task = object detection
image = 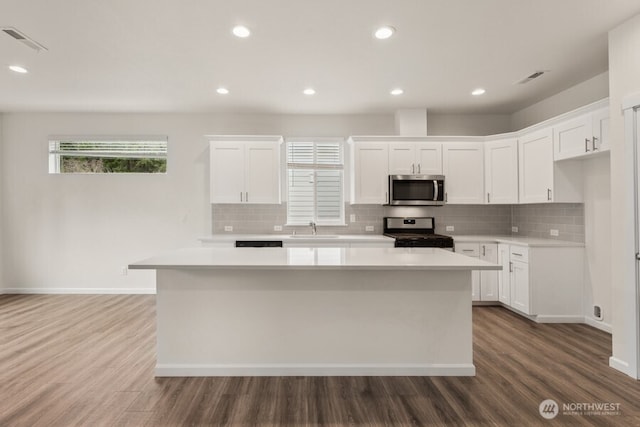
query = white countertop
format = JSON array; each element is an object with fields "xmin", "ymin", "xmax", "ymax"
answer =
[
  {"xmin": 199, "ymin": 234, "xmax": 395, "ymax": 244},
  {"xmin": 452, "ymin": 235, "xmax": 585, "ymax": 247},
  {"xmin": 129, "ymin": 247, "xmax": 501, "ymax": 271}
]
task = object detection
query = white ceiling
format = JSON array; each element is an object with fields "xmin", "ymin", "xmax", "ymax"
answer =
[{"xmin": 2, "ymin": 0, "xmax": 640, "ymax": 115}]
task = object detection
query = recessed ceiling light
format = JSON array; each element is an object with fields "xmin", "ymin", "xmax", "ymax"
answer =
[
  {"xmin": 9, "ymin": 65, "xmax": 28, "ymax": 74},
  {"xmin": 471, "ymin": 88, "xmax": 486, "ymax": 96},
  {"xmin": 390, "ymin": 88, "xmax": 403, "ymax": 96},
  {"xmin": 216, "ymin": 87, "xmax": 229, "ymax": 95},
  {"xmin": 374, "ymin": 26, "xmax": 395, "ymax": 40},
  {"xmin": 232, "ymin": 25, "xmax": 251, "ymax": 38},
  {"xmin": 303, "ymin": 88, "xmax": 316, "ymax": 95}
]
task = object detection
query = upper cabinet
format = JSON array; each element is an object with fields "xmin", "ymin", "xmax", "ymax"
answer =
[
  {"xmin": 518, "ymin": 128, "xmax": 582, "ymax": 203},
  {"xmin": 484, "ymin": 138, "xmax": 518, "ymax": 204},
  {"xmin": 209, "ymin": 136, "xmax": 282, "ymax": 204},
  {"xmin": 350, "ymin": 140, "xmax": 389, "ymax": 204},
  {"xmin": 442, "ymin": 142, "xmax": 484, "ymax": 204},
  {"xmin": 553, "ymin": 107, "xmax": 610, "ymax": 161},
  {"xmin": 388, "ymin": 142, "xmax": 442, "ymax": 175}
]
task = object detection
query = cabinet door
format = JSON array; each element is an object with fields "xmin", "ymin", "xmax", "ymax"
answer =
[
  {"xmin": 415, "ymin": 142, "xmax": 443, "ymax": 175},
  {"xmin": 456, "ymin": 243, "xmax": 480, "ymax": 301},
  {"xmin": 388, "ymin": 144, "xmax": 416, "ymax": 174},
  {"xmin": 485, "ymin": 139, "xmax": 518, "ymax": 204},
  {"xmin": 511, "ymin": 260, "xmax": 530, "ymax": 314},
  {"xmin": 479, "ymin": 243, "xmax": 498, "ymax": 301},
  {"xmin": 210, "ymin": 142, "xmax": 245, "ymax": 203},
  {"xmin": 442, "ymin": 143, "xmax": 484, "ymax": 204},
  {"xmin": 592, "ymin": 108, "xmax": 610, "ymax": 152},
  {"xmin": 351, "ymin": 143, "xmax": 389, "ymax": 204},
  {"xmin": 245, "ymin": 143, "xmax": 281, "ymax": 204},
  {"xmin": 497, "ymin": 244, "xmax": 511, "ymax": 305},
  {"xmin": 471, "ymin": 271, "xmax": 481, "ymax": 302},
  {"xmin": 553, "ymin": 115, "xmax": 591, "ymax": 160},
  {"xmin": 518, "ymin": 128, "xmax": 554, "ymax": 203}
]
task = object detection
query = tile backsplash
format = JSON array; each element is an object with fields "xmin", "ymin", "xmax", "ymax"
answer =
[{"xmin": 212, "ymin": 202, "xmax": 584, "ymax": 242}]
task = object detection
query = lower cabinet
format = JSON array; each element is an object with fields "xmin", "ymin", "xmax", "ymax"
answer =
[
  {"xmin": 497, "ymin": 244, "xmax": 583, "ymax": 320},
  {"xmin": 456, "ymin": 242, "xmax": 498, "ymax": 302}
]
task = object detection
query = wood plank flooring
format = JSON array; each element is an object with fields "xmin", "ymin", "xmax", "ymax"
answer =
[{"xmin": 0, "ymin": 294, "xmax": 639, "ymax": 426}]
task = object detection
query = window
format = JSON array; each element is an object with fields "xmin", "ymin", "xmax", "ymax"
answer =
[
  {"xmin": 48, "ymin": 136, "xmax": 167, "ymax": 174},
  {"xmin": 287, "ymin": 138, "xmax": 344, "ymax": 226}
]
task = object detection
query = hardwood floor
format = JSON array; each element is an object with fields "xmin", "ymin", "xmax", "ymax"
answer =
[{"xmin": 0, "ymin": 294, "xmax": 639, "ymax": 426}]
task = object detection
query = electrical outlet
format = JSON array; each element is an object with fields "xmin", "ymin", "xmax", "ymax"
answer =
[
  {"xmin": 224, "ymin": 225, "xmax": 233, "ymax": 232},
  {"xmin": 274, "ymin": 225, "xmax": 283, "ymax": 232},
  {"xmin": 446, "ymin": 225, "xmax": 454, "ymax": 232},
  {"xmin": 512, "ymin": 226, "xmax": 518, "ymax": 233},
  {"xmin": 550, "ymin": 229, "xmax": 559, "ymax": 237},
  {"xmin": 120, "ymin": 266, "xmax": 128, "ymax": 276},
  {"xmin": 350, "ymin": 214, "xmax": 356, "ymax": 223},
  {"xmin": 365, "ymin": 225, "xmax": 374, "ymax": 232}
]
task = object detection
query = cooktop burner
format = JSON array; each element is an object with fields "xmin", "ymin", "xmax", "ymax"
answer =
[{"xmin": 383, "ymin": 217, "xmax": 454, "ymax": 249}]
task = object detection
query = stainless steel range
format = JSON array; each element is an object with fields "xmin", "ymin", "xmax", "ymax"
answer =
[{"xmin": 383, "ymin": 217, "xmax": 454, "ymax": 250}]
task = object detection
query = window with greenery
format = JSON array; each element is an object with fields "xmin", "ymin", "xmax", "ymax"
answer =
[
  {"xmin": 286, "ymin": 138, "xmax": 344, "ymax": 226},
  {"xmin": 48, "ymin": 137, "xmax": 167, "ymax": 174}
]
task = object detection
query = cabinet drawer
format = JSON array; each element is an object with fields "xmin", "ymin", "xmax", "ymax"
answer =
[
  {"xmin": 509, "ymin": 246, "xmax": 529, "ymax": 263},
  {"xmin": 456, "ymin": 243, "xmax": 480, "ymax": 257}
]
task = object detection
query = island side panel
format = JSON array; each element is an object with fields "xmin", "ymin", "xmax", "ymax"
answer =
[{"xmin": 155, "ymin": 268, "xmax": 474, "ymax": 376}]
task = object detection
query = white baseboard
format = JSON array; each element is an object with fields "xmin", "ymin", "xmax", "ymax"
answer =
[
  {"xmin": 584, "ymin": 317, "xmax": 612, "ymax": 333},
  {"xmin": 155, "ymin": 363, "xmax": 476, "ymax": 377},
  {"xmin": 0, "ymin": 287, "xmax": 156, "ymax": 295},
  {"xmin": 609, "ymin": 357, "xmax": 632, "ymax": 377},
  {"xmin": 534, "ymin": 315, "xmax": 584, "ymax": 323}
]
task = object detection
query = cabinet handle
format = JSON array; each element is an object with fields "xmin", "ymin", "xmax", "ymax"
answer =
[
  {"xmin": 547, "ymin": 188, "xmax": 552, "ymax": 201},
  {"xmin": 509, "ymin": 261, "xmax": 513, "ymax": 273},
  {"xmin": 585, "ymin": 138, "xmax": 590, "ymax": 152},
  {"xmin": 482, "ymin": 245, "xmax": 486, "ymax": 257},
  {"xmin": 512, "ymin": 252, "xmax": 523, "ymax": 257},
  {"xmin": 418, "ymin": 164, "xmax": 421, "ymax": 174},
  {"xmin": 411, "ymin": 163, "xmax": 415, "ymax": 174},
  {"xmin": 487, "ymin": 193, "xmax": 490, "ymax": 203},
  {"xmin": 462, "ymin": 249, "xmax": 474, "ymax": 252},
  {"xmin": 445, "ymin": 192, "xmax": 448, "ymax": 203},
  {"xmin": 593, "ymin": 136, "xmax": 598, "ymax": 151},
  {"xmin": 240, "ymin": 192, "xmax": 243, "ymax": 202},
  {"xmin": 246, "ymin": 192, "xmax": 248, "ymax": 202}
]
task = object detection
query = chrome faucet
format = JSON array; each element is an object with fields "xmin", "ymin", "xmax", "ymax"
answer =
[{"xmin": 309, "ymin": 221, "xmax": 317, "ymax": 235}]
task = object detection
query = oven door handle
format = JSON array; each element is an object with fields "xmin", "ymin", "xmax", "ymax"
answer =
[{"xmin": 433, "ymin": 180, "xmax": 438, "ymax": 201}]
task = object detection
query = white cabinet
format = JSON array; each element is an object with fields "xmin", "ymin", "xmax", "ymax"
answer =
[
  {"xmin": 455, "ymin": 242, "xmax": 498, "ymax": 302},
  {"xmin": 209, "ymin": 136, "xmax": 282, "ymax": 204},
  {"xmin": 388, "ymin": 142, "xmax": 442, "ymax": 175},
  {"xmin": 553, "ymin": 107, "xmax": 610, "ymax": 160},
  {"xmin": 498, "ymin": 244, "xmax": 583, "ymax": 321},
  {"xmin": 484, "ymin": 138, "xmax": 518, "ymax": 204},
  {"xmin": 480, "ymin": 243, "xmax": 498, "ymax": 300},
  {"xmin": 442, "ymin": 142, "xmax": 485, "ymax": 204},
  {"xmin": 350, "ymin": 142, "xmax": 389, "ymax": 204},
  {"xmin": 509, "ymin": 246, "xmax": 531, "ymax": 314},
  {"xmin": 497, "ymin": 243, "xmax": 511, "ymax": 305},
  {"xmin": 518, "ymin": 128, "xmax": 582, "ymax": 203}
]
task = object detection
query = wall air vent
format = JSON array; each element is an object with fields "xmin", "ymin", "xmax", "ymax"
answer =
[
  {"xmin": 1, "ymin": 27, "xmax": 47, "ymax": 52},
  {"xmin": 515, "ymin": 70, "xmax": 547, "ymax": 85}
]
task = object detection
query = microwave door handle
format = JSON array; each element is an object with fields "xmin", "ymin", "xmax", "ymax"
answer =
[{"xmin": 433, "ymin": 180, "xmax": 438, "ymax": 201}]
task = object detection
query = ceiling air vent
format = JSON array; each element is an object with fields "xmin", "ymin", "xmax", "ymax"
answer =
[
  {"xmin": 1, "ymin": 27, "xmax": 47, "ymax": 52},
  {"xmin": 516, "ymin": 70, "xmax": 547, "ymax": 85}
]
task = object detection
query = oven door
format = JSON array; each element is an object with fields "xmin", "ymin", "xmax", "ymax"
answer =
[{"xmin": 388, "ymin": 175, "xmax": 445, "ymax": 206}]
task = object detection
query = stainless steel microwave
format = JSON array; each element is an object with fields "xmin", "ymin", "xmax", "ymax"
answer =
[{"xmin": 388, "ymin": 175, "xmax": 445, "ymax": 206}]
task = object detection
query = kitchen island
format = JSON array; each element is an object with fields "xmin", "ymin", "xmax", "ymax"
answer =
[{"xmin": 129, "ymin": 246, "xmax": 499, "ymax": 377}]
